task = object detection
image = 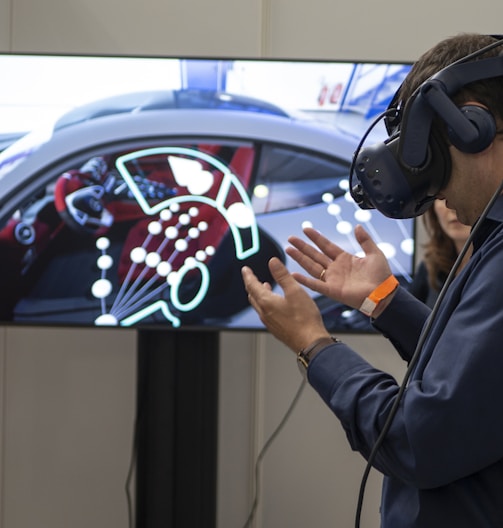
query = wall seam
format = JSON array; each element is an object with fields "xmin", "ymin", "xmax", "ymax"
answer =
[
  {"xmin": 9, "ymin": 0, "xmax": 14, "ymax": 50},
  {"xmin": 260, "ymin": 0, "xmax": 271, "ymax": 57}
]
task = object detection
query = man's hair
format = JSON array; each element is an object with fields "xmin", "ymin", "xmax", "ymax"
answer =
[{"xmin": 398, "ymin": 33, "xmax": 503, "ymax": 123}]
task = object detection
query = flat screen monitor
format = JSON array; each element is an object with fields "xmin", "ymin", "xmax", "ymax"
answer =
[{"xmin": 0, "ymin": 53, "xmax": 413, "ymax": 332}]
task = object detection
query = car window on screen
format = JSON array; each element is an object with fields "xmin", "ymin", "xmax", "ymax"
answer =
[{"xmin": 251, "ymin": 144, "xmax": 350, "ymax": 213}]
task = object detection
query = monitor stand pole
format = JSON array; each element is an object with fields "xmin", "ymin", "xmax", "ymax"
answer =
[{"xmin": 135, "ymin": 329, "xmax": 219, "ymax": 528}]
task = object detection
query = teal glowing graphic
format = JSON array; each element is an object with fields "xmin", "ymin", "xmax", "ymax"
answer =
[{"xmin": 90, "ymin": 146, "xmax": 260, "ymax": 327}]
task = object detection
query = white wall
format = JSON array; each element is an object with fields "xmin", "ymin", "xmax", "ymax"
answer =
[
  {"xmin": 2, "ymin": 1, "xmax": 503, "ymax": 527},
  {"xmin": 8, "ymin": 0, "xmax": 503, "ymax": 59},
  {"xmin": 0, "ymin": 326, "xmax": 136, "ymax": 528},
  {"xmin": 9, "ymin": 0, "xmax": 264, "ymax": 56},
  {"xmin": 217, "ymin": 332, "xmax": 406, "ymax": 528}
]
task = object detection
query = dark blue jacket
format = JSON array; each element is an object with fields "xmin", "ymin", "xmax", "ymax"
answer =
[{"xmin": 308, "ymin": 196, "xmax": 503, "ymax": 527}]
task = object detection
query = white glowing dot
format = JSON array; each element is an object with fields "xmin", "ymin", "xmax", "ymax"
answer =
[
  {"xmin": 401, "ymin": 238, "xmax": 414, "ymax": 255},
  {"xmin": 160, "ymin": 209, "xmax": 172, "ymax": 221},
  {"xmin": 189, "ymin": 207, "xmax": 199, "ymax": 217},
  {"xmin": 198, "ymin": 221, "xmax": 208, "ymax": 231},
  {"xmin": 205, "ymin": 245, "xmax": 215, "ymax": 256},
  {"xmin": 145, "ymin": 252, "xmax": 161, "ymax": 268},
  {"xmin": 344, "ymin": 191, "xmax": 354, "ymax": 202},
  {"xmin": 327, "ymin": 203, "xmax": 341, "ymax": 216},
  {"xmin": 354, "ymin": 209, "xmax": 372, "ymax": 222},
  {"xmin": 339, "ymin": 179, "xmax": 350, "ymax": 191},
  {"xmin": 179, "ymin": 213, "xmax": 190, "ymax": 225},
  {"xmin": 91, "ymin": 279, "xmax": 112, "ymax": 299},
  {"xmin": 253, "ymin": 184, "xmax": 269, "ymax": 198},
  {"xmin": 322, "ymin": 192, "xmax": 334, "ymax": 203},
  {"xmin": 184, "ymin": 256, "xmax": 197, "ymax": 268},
  {"xmin": 188, "ymin": 227, "xmax": 200, "ymax": 239},
  {"xmin": 97, "ymin": 255, "xmax": 113, "ymax": 270},
  {"xmin": 228, "ymin": 203, "xmax": 254, "ymax": 228},
  {"xmin": 96, "ymin": 237, "xmax": 110, "ymax": 251},
  {"xmin": 148, "ymin": 221, "xmax": 162, "ymax": 235},
  {"xmin": 130, "ymin": 247, "xmax": 147, "ymax": 263},
  {"xmin": 301, "ymin": 220, "xmax": 314, "ymax": 229},
  {"xmin": 95, "ymin": 314, "xmax": 118, "ymax": 326},
  {"xmin": 165, "ymin": 226, "xmax": 179, "ymax": 239},
  {"xmin": 175, "ymin": 239, "xmax": 188, "ymax": 252},
  {"xmin": 168, "ymin": 156, "xmax": 214, "ymax": 193},
  {"xmin": 170, "ymin": 202, "xmax": 180, "ymax": 213},
  {"xmin": 336, "ymin": 220, "xmax": 353, "ymax": 235},
  {"xmin": 167, "ymin": 271, "xmax": 179, "ymax": 286},
  {"xmin": 157, "ymin": 261, "xmax": 172, "ymax": 277},
  {"xmin": 196, "ymin": 250, "xmax": 207, "ymax": 261},
  {"xmin": 378, "ymin": 242, "xmax": 397, "ymax": 259}
]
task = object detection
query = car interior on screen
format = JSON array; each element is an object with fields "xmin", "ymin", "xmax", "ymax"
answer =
[{"xmin": 0, "ymin": 56, "xmax": 413, "ymax": 331}]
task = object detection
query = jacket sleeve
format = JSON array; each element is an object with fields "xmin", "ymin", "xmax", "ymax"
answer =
[
  {"xmin": 307, "ymin": 242, "xmax": 503, "ymax": 488},
  {"xmin": 372, "ymin": 285, "xmax": 431, "ymax": 363},
  {"xmin": 407, "ymin": 260, "xmax": 430, "ymax": 304}
]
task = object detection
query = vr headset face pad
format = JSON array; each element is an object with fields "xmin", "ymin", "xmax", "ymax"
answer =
[{"xmin": 353, "ymin": 95, "xmax": 452, "ymax": 219}]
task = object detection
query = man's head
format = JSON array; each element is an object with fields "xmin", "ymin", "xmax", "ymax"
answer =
[
  {"xmin": 351, "ymin": 33, "xmax": 503, "ymax": 222},
  {"xmin": 397, "ymin": 34, "xmax": 503, "ymax": 120},
  {"xmin": 401, "ymin": 33, "xmax": 503, "ymax": 225}
]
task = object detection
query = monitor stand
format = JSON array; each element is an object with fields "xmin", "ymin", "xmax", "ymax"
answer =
[{"xmin": 135, "ymin": 329, "xmax": 219, "ymax": 528}]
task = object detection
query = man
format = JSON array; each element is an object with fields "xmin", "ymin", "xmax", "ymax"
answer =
[{"xmin": 242, "ymin": 33, "xmax": 503, "ymax": 527}]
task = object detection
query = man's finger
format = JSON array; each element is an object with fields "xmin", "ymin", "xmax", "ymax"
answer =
[
  {"xmin": 354, "ymin": 224, "xmax": 381, "ymax": 256},
  {"xmin": 268, "ymin": 257, "xmax": 293, "ymax": 289}
]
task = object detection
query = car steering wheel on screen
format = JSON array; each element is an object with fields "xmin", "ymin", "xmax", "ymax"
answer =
[{"xmin": 53, "ymin": 156, "xmax": 177, "ymax": 235}]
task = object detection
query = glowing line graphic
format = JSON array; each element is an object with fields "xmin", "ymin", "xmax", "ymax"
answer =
[
  {"xmin": 115, "ymin": 146, "xmax": 259, "ymax": 259},
  {"xmin": 91, "ymin": 146, "xmax": 261, "ymax": 327}
]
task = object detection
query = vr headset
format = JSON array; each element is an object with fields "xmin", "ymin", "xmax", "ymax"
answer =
[{"xmin": 350, "ymin": 37, "xmax": 503, "ymax": 219}]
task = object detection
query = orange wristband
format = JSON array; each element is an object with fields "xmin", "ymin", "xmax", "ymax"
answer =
[{"xmin": 359, "ymin": 275, "xmax": 399, "ymax": 317}]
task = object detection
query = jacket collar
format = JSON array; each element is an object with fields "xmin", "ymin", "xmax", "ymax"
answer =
[{"xmin": 472, "ymin": 194, "xmax": 503, "ymax": 251}]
